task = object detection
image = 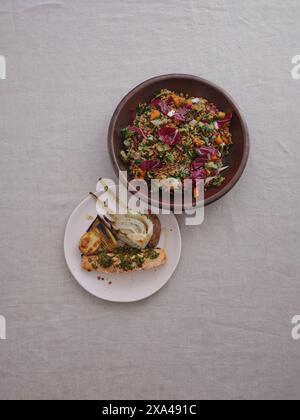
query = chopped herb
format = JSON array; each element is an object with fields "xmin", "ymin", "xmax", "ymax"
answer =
[
  {"xmin": 145, "ymin": 249, "xmax": 159, "ymax": 260},
  {"xmin": 165, "ymin": 152, "xmax": 175, "ymax": 164},
  {"xmin": 96, "ymin": 252, "xmax": 113, "ymax": 268},
  {"xmin": 211, "ymin": 176, "xmax": 225, "ymax": 187},
  {"xmin": 94, "ymin": 246, "xmax": 159, "ymax": 271}
]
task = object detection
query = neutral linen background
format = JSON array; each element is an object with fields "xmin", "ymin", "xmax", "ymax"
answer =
[{"xmin": 0, "ymin": 0, "xmax": 300, "ymax": 400}]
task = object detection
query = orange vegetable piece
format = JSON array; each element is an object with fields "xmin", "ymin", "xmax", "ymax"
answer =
[
  {"xmin": 215, "ymin": 136, "xmax": 223, "ymax": 145},
  {"xmin": 150, "ymin": 110, "xmax": 160, "ymax": 120},
  {"xmin": 172, "ymin": 94, "xmax": 186, "ymax": 107},
  {"xmin": 193, "ymin": 137, "xmax": 205, "ymax": 147}
]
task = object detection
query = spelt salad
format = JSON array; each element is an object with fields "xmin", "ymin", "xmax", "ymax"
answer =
[{"xmin": 120, "ymin": 89, "xmax": 233, "ymax": 189}]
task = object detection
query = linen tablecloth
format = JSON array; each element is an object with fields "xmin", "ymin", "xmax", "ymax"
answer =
[{"xmin": 0, "ymin": 0, "xmax": 300, "ymax": 400}]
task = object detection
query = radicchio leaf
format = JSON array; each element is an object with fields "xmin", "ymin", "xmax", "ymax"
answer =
[
  {"xmin": 196, "ymin": 146, "xmax": 218, "ymax": 159},
  {"xmin": 173, "ymin": 105, "xmax": 192, "ymax": 122},
  {"xmin": 158, "ymin": 126, "xmax": 181, "ymax": 146},
  {"xmin": 151, "ymin": 98, "xmax": 191, "ymax": 121},
  {"xmin": 190, "ymin": 168, "xmax": 206, "ymax": 180},
  {"xmin": 218, "ymin": 112, "xmax": 233, "ymax": 127},
  {"xmin": 191, "ymin": 156, "xmax": 207, "ymax": 169},
  {"xmin": 151, "ymin": 98, "xmax": 171, "ymax": 115},
  {"xmin": 190, "ymin": 156, "xmax": 206, "ymax": 180},
  {"xmin": 140, "ymin": 160, "xmax": 161, "ymax": 171},
  {"xmin": 128, "ymin": 126, "xmax": 147, "ymax": 139}
]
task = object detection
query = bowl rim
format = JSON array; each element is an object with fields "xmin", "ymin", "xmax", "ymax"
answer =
[{"xmin": 108, "ymin": 73, "xmax": 250, "ymax": 207}]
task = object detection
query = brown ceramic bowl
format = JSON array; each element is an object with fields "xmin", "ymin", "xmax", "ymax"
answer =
[{"xmin": 108, "ymin": 74, "xmax": 249, "ymax": 207}]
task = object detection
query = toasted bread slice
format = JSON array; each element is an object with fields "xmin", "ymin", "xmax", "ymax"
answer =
[
  {"xmin": 79, "ymin": 231, "xmax": 102, "ymax": 255},
  {"xmin": 82, "ymin": 248, "xmax": 166, "ymax": 273}
]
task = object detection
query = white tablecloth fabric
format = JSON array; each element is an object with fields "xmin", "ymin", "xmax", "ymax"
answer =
[{"xmin": 0, "ymin": 0, "xmax": 300, "ymax": 400}]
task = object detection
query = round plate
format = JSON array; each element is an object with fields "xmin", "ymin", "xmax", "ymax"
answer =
[{"xmin": 64, "ymin": 196, "xmax": 182, "ymax": 302}]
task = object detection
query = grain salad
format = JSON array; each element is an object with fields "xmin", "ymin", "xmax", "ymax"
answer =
[{"xmin": 120, "ymin": 89, "xmax": 233, "ymax": 191}]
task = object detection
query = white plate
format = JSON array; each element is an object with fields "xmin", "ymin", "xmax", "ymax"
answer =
[{"xmin": 64, "ymin": 196, "xmax": 182, "ymax": 302}]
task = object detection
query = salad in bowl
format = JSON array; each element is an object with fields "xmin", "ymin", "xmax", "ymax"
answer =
[{"xmin": 120, "ymin": 89, "xmax": 233, "ymax": 192}]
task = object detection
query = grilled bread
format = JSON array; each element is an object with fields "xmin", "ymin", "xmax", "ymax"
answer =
[{"xmin": 79, "ymin": 231, "xmax": 102, "ymax": 255}]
